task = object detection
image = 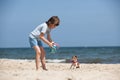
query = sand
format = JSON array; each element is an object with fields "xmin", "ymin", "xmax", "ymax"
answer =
[{"xmin": 0, "ymin": 59, "xmax": 120, "ymax": 80}]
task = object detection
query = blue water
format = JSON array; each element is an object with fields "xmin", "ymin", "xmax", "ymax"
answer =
[{"xmin": 0, "ymin": 47, "xmax": 120, "ymax": 63}]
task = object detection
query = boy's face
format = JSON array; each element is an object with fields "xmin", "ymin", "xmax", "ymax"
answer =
[
  {"xmin": 72, "ymin": 56, "xmax": 76, "ymax": 59},
  {"xmin": 49, "ymin": 24, "xmax": 57, "ymax": 29}
]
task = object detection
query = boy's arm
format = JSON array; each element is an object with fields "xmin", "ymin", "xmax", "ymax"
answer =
[
  {"xmin": 39, "ymin": 33, "xmax": 53, "ymax": 47},
  {"xmin": 47, "ymin": 33, "xmax": 53, "ymax": 43}
]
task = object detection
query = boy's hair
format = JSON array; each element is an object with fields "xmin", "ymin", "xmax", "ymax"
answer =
[
  {"xmin": 75, "ymin": 56, "xmax": 77, "ymax": 58},
  {"xmin": 72, "ymin": 56, "xmax": 77, "ymax": 58},
  {"xmin": 46, "ymin": 16, "xmax": 60, "ymax": 26}
]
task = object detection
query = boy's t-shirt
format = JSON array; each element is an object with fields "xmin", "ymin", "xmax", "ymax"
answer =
[{"xmin": 29, "ymin": 22, "xmax": 51, "ymax": 40}]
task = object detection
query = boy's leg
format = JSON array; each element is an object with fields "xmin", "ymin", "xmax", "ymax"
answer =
[
  {"xmin": 70, "ymin": 64, "xmax": 74, "ymax": 69},
  {"xmin": 40, "ymin": 47, "xmax": 47, "ymax": 70},
  {"xmin": 33, "ymin": 46, "xmax": 41, "ymax": 70},
  {"xmin": 76, "ymin": 62, "xmax": 80, "ymax": 68}
]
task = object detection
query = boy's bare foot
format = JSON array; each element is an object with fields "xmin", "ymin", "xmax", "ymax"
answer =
[
  {"xmin": 76, "ymin": 66, "xmax": 80, "ymax": 68},
  {"xmin": 43, "ymin": 68, "xmax": 48, "ymax": 71}
]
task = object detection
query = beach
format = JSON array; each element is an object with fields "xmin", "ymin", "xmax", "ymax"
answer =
[{"xmin": 0, "ymin": 59, "xmax": 120, "ymax": 80}]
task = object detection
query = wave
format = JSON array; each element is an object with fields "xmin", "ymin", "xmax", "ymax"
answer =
[{"xmin": 46, "ymin": 59, "xmax": 66, "ymax": 63}]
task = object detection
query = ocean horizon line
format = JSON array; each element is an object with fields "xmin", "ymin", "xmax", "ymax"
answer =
[{"xmin": 0, "ymin": 46, "xmax": 120, "ymax": 49}]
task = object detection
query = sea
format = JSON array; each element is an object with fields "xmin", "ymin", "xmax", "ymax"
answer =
[{"xmin": 0, "ymin": 47, "xmax": 120, "ymax": 64}]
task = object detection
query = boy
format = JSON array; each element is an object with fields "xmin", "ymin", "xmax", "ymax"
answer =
[
  {"xmin": 29, "ymin": 16, "xmax": 60, "ymax": 70},
  {"xmin": 70, "ymin": 56, "xmax": 80, "ymax": 69}
]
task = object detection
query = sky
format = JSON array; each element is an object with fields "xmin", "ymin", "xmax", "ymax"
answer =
[{"xmin": 0, "ymin": 0, "xmax": 120, "ymax": 48}]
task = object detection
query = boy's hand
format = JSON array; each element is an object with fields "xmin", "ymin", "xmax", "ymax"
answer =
[
  {"xmin": 49, "ymin": 42, "xmax": 54, "ymax": 48},
  {"xmin": 51, "ymin": 41, "xmax": 55, "ymax": 44}
]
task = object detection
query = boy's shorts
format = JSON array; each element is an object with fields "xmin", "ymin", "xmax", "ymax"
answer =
[{"xmin": 29, "ymin": 37, "xmax": 43, "ymax": 48}]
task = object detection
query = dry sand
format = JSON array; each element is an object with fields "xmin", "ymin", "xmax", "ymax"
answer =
[{"xmin": 0, "ymin": 59, "xmax": 120, "ymax": 80}]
